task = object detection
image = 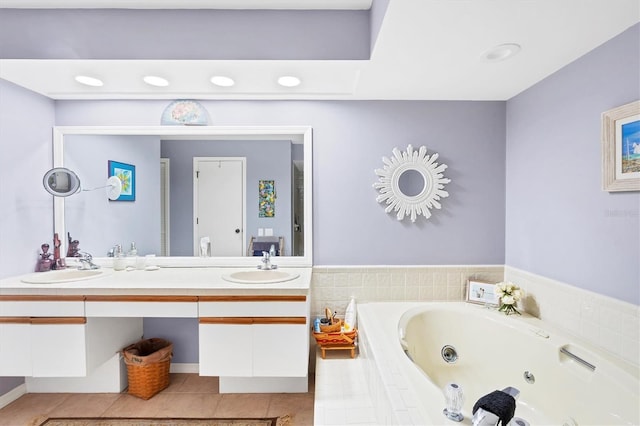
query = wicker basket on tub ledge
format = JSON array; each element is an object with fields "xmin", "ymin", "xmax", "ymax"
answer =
[{"xmin": 313, "ymin": 317, "xmax": 358, "ymax": 359}]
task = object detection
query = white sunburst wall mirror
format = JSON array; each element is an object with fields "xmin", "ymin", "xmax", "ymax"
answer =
[{"xmin": 373, "ymin": 144, "xmax": 451, "ymax": 222}]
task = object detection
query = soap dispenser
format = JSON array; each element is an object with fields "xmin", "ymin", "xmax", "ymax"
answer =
[
  {"xmin": 128, "ymin": 242, "xmax": 138, "ymax": 257},
  {"xmin": 113, "ymin": 244, "xmax": 126, "ymax": 271},
  {"xmin": 127, "ymin": 242, "xmax": 138, "ymax": 268}
]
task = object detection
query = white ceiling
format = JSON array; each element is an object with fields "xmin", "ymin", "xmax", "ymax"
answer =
[
  {"xmin": 0, "ymin": 0, "xmax": 638, "ymax": 101},
  {"xmin": 0, "ymin": 0, "xmax": 373, "ymax": 9}
]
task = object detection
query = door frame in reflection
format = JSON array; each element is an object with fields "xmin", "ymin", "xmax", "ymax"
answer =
[{"xmin": 193, "ymin": 157, "xmax": 246, "ymax": 257}]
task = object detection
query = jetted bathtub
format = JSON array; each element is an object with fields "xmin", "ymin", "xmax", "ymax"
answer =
[{"xmin": 357, "ymin": 302, "xmax": 639, "ymax": 425}]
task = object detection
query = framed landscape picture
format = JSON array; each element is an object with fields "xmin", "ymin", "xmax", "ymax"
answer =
[{"xmin": 602, "ymin": 100, "xmax": 640, "ymax": 192}]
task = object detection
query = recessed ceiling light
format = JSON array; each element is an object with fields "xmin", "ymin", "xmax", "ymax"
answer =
[
  {"xmin": 277, "ymin": 76, "xmax": 301, "ymax": 87},
  {"xmin": 74, "ymin": 75, "xmax": 103, "ymax": 87},
  {"xmin": 210, "ymin": 76, "xmax": 235, "ymax": 87},
  {"xmin": 143, "ymin": 75, "xmax": 169, "ymax": 87},
  {"xmin": 481, "ymin": 43, "xmax": 521, "ymax": 62}
]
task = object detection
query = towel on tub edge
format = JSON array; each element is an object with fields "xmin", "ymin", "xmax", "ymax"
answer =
[{"xmin": 472, "ymin": 390, "xmax": 516, "ymax": 425}]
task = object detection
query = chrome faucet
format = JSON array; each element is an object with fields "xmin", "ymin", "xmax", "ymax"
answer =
[
  {"xmin": 258, "ymin": 251, "xmax": 277, "ymax": 270},
  {"xmin": 78, "ymin": 252, "xmax": 100, "ymax": 270}
]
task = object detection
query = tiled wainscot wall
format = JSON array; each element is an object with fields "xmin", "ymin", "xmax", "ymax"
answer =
[
  {"xmin": 310, "ymin": 265, "xmax": 504, "ymax": 320},
  {"xmin": 505, "ymin": 266, "xmax": 639, "ymax": 367}
]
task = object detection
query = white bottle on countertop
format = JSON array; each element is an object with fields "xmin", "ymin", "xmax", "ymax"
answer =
[
  {"xmin": 344, "ymin": 297, "xmax": 357, "ymax": 331},
  {"xmin": 113, "ymin": 244, "xmax": 126, "ymax": 271}
]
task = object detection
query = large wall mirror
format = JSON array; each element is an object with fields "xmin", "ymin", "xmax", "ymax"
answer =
[{"xmin": 52, "ymin": 126, "xmax": 313, "ymax": 267}]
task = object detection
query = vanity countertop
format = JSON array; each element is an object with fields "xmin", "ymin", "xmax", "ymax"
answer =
[{"xmin": 0, "ymin": 266, "xmax": 311, "ymax": 295}]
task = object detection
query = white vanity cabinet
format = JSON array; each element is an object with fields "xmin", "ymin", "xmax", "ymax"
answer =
[
  {"xmin": 198, "ymin": 295, "xmax": 309, "ymax": 379},
  {"xmin": 0, "ymin": 296, "xmax": 142, "ymax": 377},
  {"xmin": 0, "ymin": 265, "xmax": 313, "ymax": 394}
]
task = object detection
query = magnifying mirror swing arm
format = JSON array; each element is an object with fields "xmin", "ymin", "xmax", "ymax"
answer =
[{"xmin": 373, "ymin": 144, "xmax": 451, "ymax": 222}]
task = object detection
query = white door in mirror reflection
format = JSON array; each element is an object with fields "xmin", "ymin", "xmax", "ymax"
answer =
[{"xmin": 194, "ymin": 157, "xmax": 245, "ymax": 256}]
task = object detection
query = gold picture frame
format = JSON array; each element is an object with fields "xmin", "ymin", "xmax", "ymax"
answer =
[{"xmin": 602, "ymin": 100, "xmax": 640, "ymax": 192}]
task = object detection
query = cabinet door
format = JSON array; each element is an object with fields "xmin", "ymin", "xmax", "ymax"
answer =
[
  {"xmin": 31, "ymin": 320, "xmax": 87, "ymax": 377},
  {"xmin": 0, "ymin": 321, "xmax": 32, "ymax": 376},
  {"xmin": 199, "ymin": 322, "xmax": 252, "ymax": 377},
  {"xmin": 253, "ymin": 323, "xmax": 308, "ymax": 377}
]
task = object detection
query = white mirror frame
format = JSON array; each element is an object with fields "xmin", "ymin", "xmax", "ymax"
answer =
[
  {"xmin": 52, "ymin": 125, "xmax": 313, "ymax": 267},
  {"xmin": 373, "ymin": 144, "xmax": 451, "ymax": 222}
]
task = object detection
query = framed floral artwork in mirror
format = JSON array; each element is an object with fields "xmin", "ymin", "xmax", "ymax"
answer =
[{"xmin": 108, "ymin": 160, "xmax": 135, "ymax": 201}]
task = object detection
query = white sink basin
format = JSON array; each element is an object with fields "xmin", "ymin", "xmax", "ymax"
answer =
[
  {"xmin": 223, "ymin": 270, "xmax": 300, "ymax": 284},
  {"xmin": 21, "ymin": 268, "xmax": 110, "ymax": 284}
]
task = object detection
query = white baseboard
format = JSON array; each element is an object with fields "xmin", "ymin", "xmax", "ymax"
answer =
[
  {"xmin": 0, "ymin": 383, "xmax": 26, "ymax": 409},
  {"xmin": 170, "ymin": 363, "xmax": 199, "ymax": 374}
]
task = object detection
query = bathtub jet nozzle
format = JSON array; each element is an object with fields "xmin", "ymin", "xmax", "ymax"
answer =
[{"xmin": 443, "ymin": 382, "xmax": 464, "ymax": 422}]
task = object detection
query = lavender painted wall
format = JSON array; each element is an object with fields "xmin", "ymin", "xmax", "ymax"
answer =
[
  {"xmin": 54, "ymin": 100, "xmax": 505, "ymax": 363},
  {"xmin": 0, "ymin": 23, "xmax": 635, "ymax": 392},
  {"xmin": 0, "ymin": 80, "xmax": 54, "ymax": 395},
  {"xmin": 64, "ymin": 135, "xmax": 161, "ymax": 256},
  {"xmin": 0, "ymin": 9, "xmax": 370, "ymax": 60},
  {"xmin": 161, "ymin": 139, "xmax": 292, "ymax": 256},
  {"xmin": 506, "ymin": 24, "xmax": 640, "ymax": 305},
  {"xmin": 55, "ymin": 100, "xmax": 507, "ymax": 267}
]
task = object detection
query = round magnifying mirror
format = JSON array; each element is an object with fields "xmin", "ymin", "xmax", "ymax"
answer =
[{"xmin": 43, "ymin": 168, "xmax": 81, "ymax": 197}]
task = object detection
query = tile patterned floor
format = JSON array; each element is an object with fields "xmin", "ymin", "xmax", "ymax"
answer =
[{"xmin": 0, "ymin": 374, "xmax": 314, "ymax": 426}]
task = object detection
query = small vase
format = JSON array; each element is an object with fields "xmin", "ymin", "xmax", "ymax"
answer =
[{"xmin": 498, "ymin": 303, "xmax": 520, "ymax": 315}]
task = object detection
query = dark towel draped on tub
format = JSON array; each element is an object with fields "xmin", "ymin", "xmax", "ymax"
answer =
[{"xmin": 472, "ymin": 390, "xmax": 516, "ymax": 425}]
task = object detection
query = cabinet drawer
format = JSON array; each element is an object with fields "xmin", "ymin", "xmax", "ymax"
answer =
[
  {"xmin": 85, "ymin": 296, "xmax": 198, "ymax": 317},
  {"xmin": 198, "ymin": 295, "xmax": 308, "ymax": 317},
  {"xmin": 0, "ymin": 296, "xmax": 85, "ymax": 317}
]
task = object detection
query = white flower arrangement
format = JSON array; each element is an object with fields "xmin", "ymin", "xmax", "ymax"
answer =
[{"xmin": 495, "ymin": 281, "xmax": 523, "ymax": 315}]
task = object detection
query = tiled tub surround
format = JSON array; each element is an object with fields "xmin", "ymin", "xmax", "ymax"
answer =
[
  {"xmin": 311, "ymin": 265, "xmax": 639, "ymax": 367},
  {"xmin": 505, "ymin": 266, "xmax": 640, "ymax": 367},
  {"xmin": 310, "ymin": 265, "xmax": 504, "ymax": 320},
  {"xmin": 351, "ymin": 302, "xmax": 639, "ymax": 425},
  {"xmin": 313, "ymin": 266, "xmax": 639, "ymax": 425}
]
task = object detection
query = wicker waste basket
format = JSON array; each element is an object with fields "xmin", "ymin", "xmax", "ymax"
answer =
[{"xmin": 122, "ymin": 338, "xmax": 173, "ymax": 400}]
